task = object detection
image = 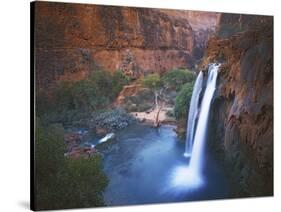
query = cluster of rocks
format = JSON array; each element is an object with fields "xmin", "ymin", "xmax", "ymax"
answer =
[
  {"xmin": 63, "ymin": 108, "xmax": 137, "ymax": 158},
  {"xmin": 64, "ymin": 132, "xmax": 83, "ymax": 151},
  {"xmin": 91, "ymin": 108, "xmax": 136, "ymax": 136},
  {"xmin": 64, "ymin": 146, "xmax": 99, "ymax": 159},
  {"xmin": 64, "ymin": 131, "xmax": 100, "ymax": 159}
]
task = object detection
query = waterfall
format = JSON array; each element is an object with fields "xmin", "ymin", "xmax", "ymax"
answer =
[
  {"xmin": 99, "ymin": 133, "xmax": 115, "ymax": 143},
  {"xmin": 171, "ymin": 63, "xmax": 219, "ymax": 189},
  {"xmin": 188, "ymin": 63, "xmax": 220, "ymax": 175},
  {"xmin": 184, "ymin": 71, "xmax": 203, "ymax": 157}
]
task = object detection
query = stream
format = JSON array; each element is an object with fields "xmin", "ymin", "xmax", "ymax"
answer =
[{"xmin": 88, "ymin": 124, "xmax": 229, "ymax": 206}]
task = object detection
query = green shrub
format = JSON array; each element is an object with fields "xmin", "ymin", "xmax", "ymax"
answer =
[
  {"xmin": 53, "ymin": 81, "xmax": 75, "ymax": 111},
  {"xmin": 71, "ymin": 80, "xmax": 99, "ymax": 110},
  {"xmin": 112, "ymin": 70, "xmax": 130, "ymax": 97},
  {"xmin": 81, "ymin": 70, "xmax": 128, "ymax": 108},
  {"xmin": 35, "ymin": 120, "xmax": 108, "ymax": 210},
  {"xmin": 174, "ymin": 82, "xmax": 194, "ymax": 119},
  {"xmin": 161, "ymin": 69, "xmax": 195, "ymax": 91},
  {"xmin": 142, "ymin": 73, "xmax": 162, "ymax": 90},
  {"xmin": 61, "ymin": 156, "xmax": 108, "ymax": 209},
  {"xmin": 37, "ymin": 70, "xmax": 129, "ymax": 124}
]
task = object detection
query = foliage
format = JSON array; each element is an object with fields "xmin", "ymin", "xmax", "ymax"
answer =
[
  {"xmin": 112, "ymin": 70, "xmax": 130, "ymax": 97},
  {"xmin": 35, "ymin": 120, "xmax": 108, "ymax": 210},
  {"xmin": 141, "ymin": 73, "xmax": 163, "ymax": 108},
  {"xmin": 161, "ymin": 69, "xmax": 195, "ymax": 91},
  {"xmin": 36, "ymin": 70, "xmax": 129, "ymax": 124},
  {"xmin": 142, "ymin": 73, "xmax": 162, "ymax": 91},
  {"xmin": 71, "ymin": 79, "xmax": 99, "ymax": 111},
  {"xmin": 174, "ymin": 82, "xmax": 194, "ymax": 119},
  {"xmin": 123, "ymin": 89, "xmax": 154, "ymax": 112},
  {"xmin": 138, "ymin": 70, "xmax": 196, "ymax": 112},
  {"xmin": 71, "ymin": 70, "xmax": 128, "ymax": 110}
]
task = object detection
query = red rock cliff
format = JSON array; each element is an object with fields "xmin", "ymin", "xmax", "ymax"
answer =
[
  {"xmin": 203, "ymin": 14, "xmax": 273, "ymax": 196},
  {"xmin": 34, "ymin": 2, "xmax": 218, "ymax": 90}
]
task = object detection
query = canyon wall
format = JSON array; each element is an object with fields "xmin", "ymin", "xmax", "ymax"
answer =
[
  {"xmin": 34, "ymin": 2, "xmax": 218, "ymax": 90},
  {"xmin": 203, "ymin": 14, "xmax": 273, "ymax": 196}
]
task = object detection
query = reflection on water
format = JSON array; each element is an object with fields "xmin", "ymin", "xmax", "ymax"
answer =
[{"xmin": 90, "ymin": 124, "xmax": 229, "ymax": 206}]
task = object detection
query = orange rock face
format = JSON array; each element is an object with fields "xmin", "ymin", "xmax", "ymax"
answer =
[
  {"xmin": 115, "ymin": 84, "xmax": 144, "ymax": 105},
  {"xmin": 34, "ymin": 2, "xmax": 218, "ymax": 90},
  {"xmin": 204, "ymin": 14, "xmax": 273, "ymax": 196}
]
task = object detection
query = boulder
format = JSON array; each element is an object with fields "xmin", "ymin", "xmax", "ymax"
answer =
[
  {"xmin": 93, "ymin": 108, "xmax": 137, "ymax": 132},
  {"xmin": 65, "ymin": 146, "xmax": 99, "ymax": 159},
  {"xmin": 64, "ymin": 132, "xmax": 83, "ymax": 150}
]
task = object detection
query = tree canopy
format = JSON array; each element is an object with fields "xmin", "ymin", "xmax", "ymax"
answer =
[
  {"xmin": 161, "ymin": 69, "xmax": 195, "ymax": 91},
  {"xmin": 142, "ymin": 73, "xmax": 162, "ymax": 91},
  {"xmin": 174, "ymin": 82, "xmax": 194, "ymax": 119},
  {"xmin": 35, "ymin": 120, "xmax": 108, "ymax": 210}
]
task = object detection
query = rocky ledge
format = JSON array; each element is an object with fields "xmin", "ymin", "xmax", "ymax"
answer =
[
  {"xmin": 34, "ymin": 2, "xmax": 218, "ymax": 91},
  {"xmin": 203, "ymin": 14, "xmax": 273, "ymax": 197}
]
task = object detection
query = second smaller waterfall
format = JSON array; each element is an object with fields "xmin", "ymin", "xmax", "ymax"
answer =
[{"xmin": 184, "ymin": 71, "xmax": 203, "ymax": 157}]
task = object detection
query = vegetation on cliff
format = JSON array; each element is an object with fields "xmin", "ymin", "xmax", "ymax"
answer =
[
  {"xmin": 204, "ymin": 14, "xmax": 273, "ymax": 197},
  {"xmin": 174, "ymin": 82, "xmax": 194, "ymax": 119},
  {"xmin": 123, "ymin": 69, "xmax": 196, "ymax": 127},
  {"xmin": 33, "ymin": 1, "xmax": 274, "ymax": 206},
  {"xmin": 139, "ymin": 69, "xmax": 195, "ymax": 113},
  {"xmin": 37, "ymin": 70, "xmax": 129, "ymax": 125},
  {"xmin": 162, "ymin": 69, "xmax": 195, "ymax": 92},
  {"xmin": 162, "ymin": 69, "xmax": 196, "ymax": 122},
  {"xmin": 35, "ymin": 120, "xmax": 108, "ymax": 210},
  {"xmin": 35, "ymin": 70, "xmax": 130, "ymax": 209},
  {"xmin": 33, "ymin": 2, "xmax": 273, "ymax": 206},
  {"xmin": 141, "ymin": 73, "xmax": 162, "ymax": 108}
]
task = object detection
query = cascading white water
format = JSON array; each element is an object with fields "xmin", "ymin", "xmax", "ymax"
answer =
[
  {"xmin": 189, "ymin": 63, "xmax": 220, "ymax": 175},
  {"xmin": 171, "ymin": 63, "xmax": 219, "ymax": 189},
  {"xmin": 184, "ymin": 71, "xmax": 203, "ymax": 157},
  {"xmin": 99, "ymin": 133, "xmax": 115, "ymax": 143}
]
